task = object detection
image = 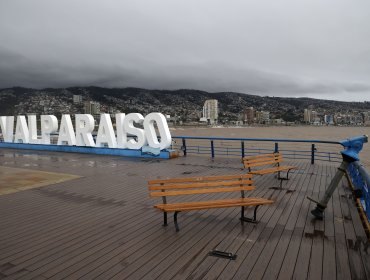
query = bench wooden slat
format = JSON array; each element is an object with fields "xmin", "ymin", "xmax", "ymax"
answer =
[
  {"xmin": 154, "ymin": 197, "xmax": 273, "ymax": 211},
  {"xmin": 242, "ymin": 153, "xmax": 280, "ymax": 160},
  {"xmin": 244, "ymin": 156, "xmax": 282, "ymax": 164},
  {"xmin": 148, "ymin": 174, "xmax": 252, "ymax": 185},
  {"xmin": 148, "ymin": 173, "xmax": 273, "ymax": 231},
  {"xmin": 249, "ymin": 165, "xmax": 298, "ymax": 175},
  {"xmin": 244, "ymin": 160, "xmax": 280, "ymax": 168},
  {"xmin": 242, "ymin": 152, "xmax": 298, "ymax": 189},
  {"xmin": 149, "ymin": 179, "xmax": 254, "ymax": 190},
  {"xmin": 243, "ymin": 155, "xmax": 283, "ymax": 162},
  {"xmin": 150, "ymin": 186, "xmax": 255, "ymax": 197}
]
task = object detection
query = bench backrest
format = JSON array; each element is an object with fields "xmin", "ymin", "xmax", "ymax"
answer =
[
  {"xmin": 243, "ymin": 152, "xmax": 283, "ymax": 171},
  {"xmin": 148, "ymin": 174, "xmax": 255, "ymax": 202}
]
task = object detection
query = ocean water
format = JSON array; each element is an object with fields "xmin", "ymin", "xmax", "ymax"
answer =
[{"xmin": 171, "ymin": 125, "xmax": 370, "ymax": 168}]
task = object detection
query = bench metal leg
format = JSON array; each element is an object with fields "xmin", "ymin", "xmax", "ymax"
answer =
[
  {"xmin": 163, "ymin": 212, "xmax": 168, "ymax": 227},
  {"xmin": 240, "ymin": 205, "xmax": 260, "ymax": 223},
  {"xmin": 174, "ymin": 211, "xmax": 180, "ymax": 232},
  {"xmin": 277, "ymin": 169, "xmax": 293, "ymax": 189},
  {"xmin": 277, "ymin": 169, "xmax": 293, "ymax": 180}
]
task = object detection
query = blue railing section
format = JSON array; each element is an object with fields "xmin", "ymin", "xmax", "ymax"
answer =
[
  {"xmin": 172, "ymin": 136, "xmax": 343, "ymax": 163},
  {"xmin": 348, "ymin": 161, "xmax": 370, "ymax": 222}
]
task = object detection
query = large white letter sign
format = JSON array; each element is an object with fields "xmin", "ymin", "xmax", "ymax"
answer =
[
  {"xmin": 41, "ymin": 115, "xmax": 58, "ymax": 144},
  {"xmin": 57, "ymin": 115, "xmax": 76, "ymax": 146},
  {"xmin": 143, "ymin": 113, "xmax": 172, "ymax": 150},
  {"xmin": 0, "ymin": 116, "xmax": 14, "ymax": 142},
  {"xmin": 96, "ymin": 114, "xmax": 117, "ymax": 148},
  {"xmin": 14, "ymin": 116, "xmax": 29, "ymax": 143},
  {"xmin": 28, "ymin": 115, "xmax": 42, "ymax": 144},
  {"xmin": 115, "ymin": 113, "xmax": 127, "ymax": 148},
  {"xmin": 123, "ymin": 113, "xmax": 147, "ymax": 149},
  {"xmin": 75, "ymin": 114, "xmax": 95, "ymax": 147}
]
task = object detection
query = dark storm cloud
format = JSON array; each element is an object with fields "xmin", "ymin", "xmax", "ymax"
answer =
[{"xmin": 0, "ymin": 0, "xmax": 370, "ymax": 101}]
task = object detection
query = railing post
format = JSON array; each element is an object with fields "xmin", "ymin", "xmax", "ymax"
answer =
[
  {"xmin": 241, "ymin": 141, "xmax": 245, "ymax": 158},
  {"xmin": 311, "ymin": 144, "xmax": 315, "ymax": 164},
  {"xmin": 211, "ymin": 140, "xmax": 215, "ymax": 158},
  {"xmin": 182, "ymin": 138, "xmax": 187, "ymax": 156},
  {"xmin": 274, "ymin": 142, "xmax": 279, "ymax": 153}
]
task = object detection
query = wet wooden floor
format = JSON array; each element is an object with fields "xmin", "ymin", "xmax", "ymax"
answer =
[{"xmin": 0, "ymin": 149, "xmax": 369, "ymax": 279}]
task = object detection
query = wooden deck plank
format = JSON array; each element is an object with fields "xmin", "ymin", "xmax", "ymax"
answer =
[
  {"xmin": 332, "ymin": 173, "xmax": 352, "ymax": 280},
  {"xmin": 277, "ymin": 163, "xmax": 320, "ymax": 280},
  {"xmin": 164, "ymin": 174, "xmax": 275, "ymax": 280},
  {"xmin": 307, "ymin": 163, "xmax": 328, "ymax": 280},
  {"xmin": 322, "ymin": 164, "xmax": 337, "ymax": 280},
  {"xmin": 338, "ymin": 173, "xmax": 367, "ymax": 279},
  {"xmin": 260, "ymin": 162, "xmax": 314, "ymax": 279},
  {"xmin": 0, "ymin": 149, "xmax": 368, "ymax": 280},
  {"xmin": 292, "ymin": 163, "xmax": 325, "ymax": 279},
  {"xmin": 243, "ymin": 163, "xmax": 310, "ymax": 280},
  {"xmin": 48, "ymin": 193, "xmax": 238, "ymax": 279},
  {"xmin": 213, "ymin": 175, "xmax": 294, "ymax": 279},
  {"xmin": 159, "ymin": 174, "xmax": 275, "ymax": 280},
  {"xmin": 75, "ymin": 192, "xmax": 242, "ymax": 280}
]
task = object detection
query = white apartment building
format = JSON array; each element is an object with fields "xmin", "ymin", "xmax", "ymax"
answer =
[{"xmin": 201, "ymin": 99, "xmax": 218, "ymax": 124}]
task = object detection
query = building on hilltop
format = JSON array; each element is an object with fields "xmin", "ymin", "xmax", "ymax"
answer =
[
  {"xmin": 304, "ymin": 109, "xmax": 311, "ymax": 123},
  {"xmin": 84, "ymin": 101, "xmax": 100, "ymax": 115},
  {"xmin": 244, "ymin": 107, "xmax": 255, "ymax": 124},
  {"xmin": 200, "ymin": 99, "xmax": 218, "ymax": 124},
  {"xmin": 324, "ymin": 115, "xmax": 334, "ymax": 125},
  {"xmin": 256, "ymin": 111, "xmax": 270, "ymax": 124},
  {"xmin": 304, "ymin": 108, "xmax": 320, "ymax": 124},
  {"xmin": 73, "ymin": 95, "xmax": 83, "ymax": 104}
]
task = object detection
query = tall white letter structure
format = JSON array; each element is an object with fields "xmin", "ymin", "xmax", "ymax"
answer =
[
  {"xmin": 14, "ymin": 116, "xmax": 29, "ymax": 143},
  {"xmin": 41, "ymin": 115, "xmax": 58, "ymax": 144},
  {"xmin": 123, "ymin": 113, "xmax": 147, "ymax": 149},
  {"xmin": 75, "ymin": 114, "xmax": 95, "ymax": 147},
  {"xmin": 115, "ymin": 113, "xmax": 127, "ymax": 148},
  {"xmin": 143, "ymin": 113, "xmax": 171, "ymax": 150},
  {"xmin": 96, "ymin": 114, "xmax": 117, "ymax": 148},
  {"xmin": 57, "ymin": 115, "xmax": 76, "ymax": 145},
  {"xmin": 0, "ymin": 116, "xmax": 14, "ymax": 142},
  {"xmin": 28, "ymin": 115, "xmax": 42, "ymax": 144}
]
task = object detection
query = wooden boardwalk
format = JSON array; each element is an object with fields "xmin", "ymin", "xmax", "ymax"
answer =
[{"xmin": 0, "ymin": 149, "xmax": 369, "ymax": 279}]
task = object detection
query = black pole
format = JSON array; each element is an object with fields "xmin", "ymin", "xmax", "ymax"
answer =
[
  {"xmin": 241, "ymin": 141, "xmax": 245, "ymax": 158},
  {"xmin": 311, "ymin": 144, "xmax": 315, "ymax": 164},
  {"xmin": 182, "ymin": 138, "xmax": 187, "ymax": 156},
  {"xmin": 211, "ymin": 140, "xmax": 215, "ymax": 158}
]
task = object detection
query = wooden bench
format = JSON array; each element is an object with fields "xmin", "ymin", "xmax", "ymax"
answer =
[
  {"xmin": 148, "ymin": 174, "xmax": 274, "ymax": 231},
  {"xmin": 242, "ymin": 152, "xmax": 297, "ymax": 188}
]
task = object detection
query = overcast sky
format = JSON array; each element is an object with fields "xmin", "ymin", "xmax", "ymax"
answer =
[{"xmin": 0, "ymin": 0, "xmax": 369, "ymax": 101}]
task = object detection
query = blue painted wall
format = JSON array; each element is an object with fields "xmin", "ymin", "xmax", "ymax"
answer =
[{"xmin": 0, "ymin": 143, "xmax": 178, "ymax": 159}]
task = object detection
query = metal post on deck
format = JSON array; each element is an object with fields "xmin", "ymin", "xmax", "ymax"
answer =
[
  {"xmin": 241, "ymin": 141, "xmax": 245, "ymax": 158},
  {"xmin": 211, "ymin": 140, "xmax": 215, "ymax": 158},
  {"xmin": 311, "ymin": 144, "xmax": 315, "ymax": 164},
  {"xmin": 274, "ymin": 142, "xmax": 279, "ymax": 153},
  {"xmin": 182, "ymin": 138, "xmax": 187, "ymax": 156},
  {"xmin": 309, "ymin": 135, "xmax": 368, "ymax": 220}
]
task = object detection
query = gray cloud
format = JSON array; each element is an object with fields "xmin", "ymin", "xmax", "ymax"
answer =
[{"xmin": 0, "ymin": 0, "xmax": 370, "ymax": 101}]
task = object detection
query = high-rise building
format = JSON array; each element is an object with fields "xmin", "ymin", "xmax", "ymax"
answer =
[
  {"xmin": 202, "ymin": 99, "xmax": 218, "ymax": 124},
  {"xmin": 84, "ymin": 101, "xmax": 100, "ymax": 115},
  {"xmin": 324, "ymin": 115, "xmax": 334, "ymax": 125},
  {"xmin": 256, "ymin": 111, "xmax": 270, "ymax": 124},
  {"xmin": 245, "ymin": 107, "xmax": 255, "ymax": 124},
  {"xmin": 304, "ymin": 109, "xmax": 311, "ymax": 123},
  {"xmin": 73, "ymin": 95, "xmax": 83, "ymax": 104}
]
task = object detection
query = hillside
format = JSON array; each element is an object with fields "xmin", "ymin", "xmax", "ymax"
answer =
[{"xmin": 0, "ymin": 86, "xmax": 369, "ymax": 123}]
